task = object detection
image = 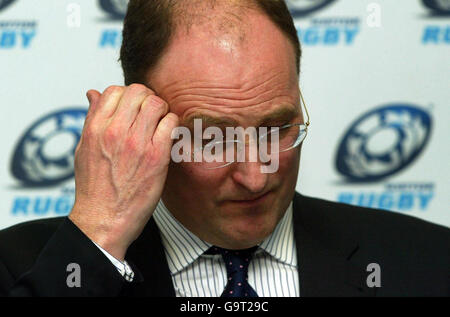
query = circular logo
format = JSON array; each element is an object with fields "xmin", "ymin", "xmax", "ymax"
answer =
[
  {"xmin": 286, "ymin": 0, "xmax": 337, "ymax": 17},
  {"xmin": 335, "ymin": 105, "xmax": 432, "ymax": 182},
  {"xmin": 99, "ymin": 0, "xmax": 128, "ymax": 20},
  {"xmin": 422, "ymin": 0, "xmax": 450, "ymax": 15},
  {"xmin": 0, "ymin": 0, "xmax": 15, "ymax": 12},
  {"xmin": 11, "ymin": 108, "xmax": 87, "ymax": 187}
]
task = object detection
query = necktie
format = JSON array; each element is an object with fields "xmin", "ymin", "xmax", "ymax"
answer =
[{"xmin": 206, "ymin": 246, "xmax": 259, "ymax": 297}]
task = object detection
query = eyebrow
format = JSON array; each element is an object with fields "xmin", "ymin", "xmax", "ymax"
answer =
[
  {"xmin": 183, "ymin": 105, "xmax": 299, "ymax": 129},
  {"xmin": 259, "ymin": 106, "xmax": 299, "ymax": 126},
  {"xmin": 184, "ymin": 115, "xmax": 238, "ymax": 130}
]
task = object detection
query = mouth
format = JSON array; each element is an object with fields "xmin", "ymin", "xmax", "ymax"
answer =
[{"xmin": 228, "ymin": 191, "xmax": 272, "ymax": 207}]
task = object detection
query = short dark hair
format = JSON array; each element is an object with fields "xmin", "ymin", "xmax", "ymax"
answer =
[{"xmin": 120, "ymin": 0, "xmax": 301, "ymax": 86}]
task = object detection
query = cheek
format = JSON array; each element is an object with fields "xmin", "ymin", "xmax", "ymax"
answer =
[
  {"xmin": 272, "ymin": 149, "xmax": 300, "ymax": 197},
  {"xmin": 277, "ymin": 148, "xmax": 300, "ymax": 177}
]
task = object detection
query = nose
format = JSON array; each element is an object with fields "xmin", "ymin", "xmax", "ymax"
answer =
[{"xmin": 231, "ymin": 161, "xmax": 269, "ymax": 194}]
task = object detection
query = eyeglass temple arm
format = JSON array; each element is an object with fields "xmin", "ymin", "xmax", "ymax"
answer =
[{"xmin": 299, "ymin": 88, "xmax": 310, "ymax": 127}]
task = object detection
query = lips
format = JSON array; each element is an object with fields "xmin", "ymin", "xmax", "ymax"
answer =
[{"xmin": 228, "ymin": 191, "xmax": 272, "ymax": 205}]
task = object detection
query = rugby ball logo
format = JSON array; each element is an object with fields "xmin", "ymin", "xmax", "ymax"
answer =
[
  {"xmin": 335, "ymin": 105, "xmax": 432, "ymax": 182},
  {"xmin": 11, "ymin": 108, "xmax": 87, "ymax": 187}
]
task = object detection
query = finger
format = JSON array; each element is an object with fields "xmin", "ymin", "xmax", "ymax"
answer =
[
  {"xmin": 87, "ymin": 89, "xmax": 101, "ymax": 111},
  {"xmin": 152, "ymin": 113, "xmax": 179, "ymax": 158},
  {"xmin": 138, "ymin": 95, "xmax": 170, "ymax": 138},
  {"xmin": 85, "ymin": 89, "xmax": 101, "ymax": 121},
  {"xmin": 80, "ymin": 89, "xmax": 102, "ymax": 139},
  {"xmin": 130, "ymin": 94, "xmax": 169, "ymax": 146},
  {"xmin": 96, "ymin": 85, "xmax": 125, "ymax": 119},
  {"xmin": 110, "ymin": 84, "xmax": 155, "ymax": 130}
]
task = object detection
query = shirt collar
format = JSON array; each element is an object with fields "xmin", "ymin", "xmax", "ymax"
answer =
[{"xmin": 153, "ymin": 199, "xmax": 296, "ymax": 275}]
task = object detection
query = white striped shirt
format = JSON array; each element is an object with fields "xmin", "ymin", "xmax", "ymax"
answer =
[{"xmin": 153, "ymin": 200, "xmax": 300, "ymax": 297}]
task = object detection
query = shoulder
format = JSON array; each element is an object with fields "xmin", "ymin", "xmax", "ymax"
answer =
[
  {"xmin": 293, "ymin": 193, "xmax": 450, "ymax": 258},
  {"xmin": 295, "ymin": 193, "xmax": 449, "ymax": 239},
  {"xmin": 293, "ymin": 194, "xmax": 450, "ymax": 295},
  {"xmin": 0, "ymin": 217, "xmax": 66, "ymax": 277}
]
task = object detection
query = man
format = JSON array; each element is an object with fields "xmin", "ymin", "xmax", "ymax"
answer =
[{"xmin": 0, "ymin": 0, "xmax": 448, "ymax": 297}]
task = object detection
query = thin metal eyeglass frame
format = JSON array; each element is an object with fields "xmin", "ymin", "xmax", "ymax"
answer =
[{"xmin": 193, "ymin": 88, "xmax": 311, "ymax": 169}]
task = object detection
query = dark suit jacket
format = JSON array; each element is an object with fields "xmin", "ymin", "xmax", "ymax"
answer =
[{"xmin": 0, "ymin": 193, "xmax": 448, "ymax": 297}]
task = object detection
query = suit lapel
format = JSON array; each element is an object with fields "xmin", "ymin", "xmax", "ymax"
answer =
[
  {"xmin": 124, "ymin": 217, "xmax": 175, "ymax": 297},
  {"xmin": 292, "ymin": 193, "xmax": 375, "ymax": 297}
]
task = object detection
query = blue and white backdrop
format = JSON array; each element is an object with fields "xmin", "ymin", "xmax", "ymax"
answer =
[{"xmin": 0, "ymin": 0, "xmax": 449, "ymax": 230}]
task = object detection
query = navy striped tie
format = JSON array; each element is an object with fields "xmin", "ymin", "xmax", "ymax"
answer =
[{"xmin": 206, "ymin": 246, "xmax": 259, "ymax": 297}]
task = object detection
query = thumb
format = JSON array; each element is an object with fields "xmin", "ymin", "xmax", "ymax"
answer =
[{"xmin": 86, "ymin": 89, "xmax": 101, "ymax": 110}]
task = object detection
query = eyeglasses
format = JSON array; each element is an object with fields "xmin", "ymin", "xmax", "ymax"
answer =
[{"xmin": 187, "ymin": 88, "xmax": 310, "ymax": 170}]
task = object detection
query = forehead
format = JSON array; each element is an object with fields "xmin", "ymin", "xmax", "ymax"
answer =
[{"xmin": 148, "ymin": 9, "xmax": 300, "ymax": 125}]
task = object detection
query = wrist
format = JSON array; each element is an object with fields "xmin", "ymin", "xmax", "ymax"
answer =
[{"xmin": 68, "ymin": 210, "xmax": 129, "ymax": 261}]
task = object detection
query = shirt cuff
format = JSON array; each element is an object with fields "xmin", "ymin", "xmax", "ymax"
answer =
[{"xmin": 92, "ymin": 241, "xmax": 135, "ymax": 282}]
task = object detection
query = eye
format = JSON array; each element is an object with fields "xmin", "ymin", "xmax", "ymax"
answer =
[{"xmin": 265, "ymin": 120, "xmax": 291, "ymax": 129}]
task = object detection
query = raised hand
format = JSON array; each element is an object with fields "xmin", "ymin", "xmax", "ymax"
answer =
[{"xmin": 69, "ymin": 84, "xmax": 179, "ymax": 260}]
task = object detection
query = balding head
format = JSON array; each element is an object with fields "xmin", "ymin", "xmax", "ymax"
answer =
[
  {"xmin": 173, "ymin": 0, "xmax": 254, "ymax": 34},
  {"xmin": 120, "ymin": 0, "xmax": 301, "ymax": 86}
]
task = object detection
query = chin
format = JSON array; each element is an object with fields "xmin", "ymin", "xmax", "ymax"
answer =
[{"xmin": 219, "ymin": 207, "xmax": 279, "ymax": 248}]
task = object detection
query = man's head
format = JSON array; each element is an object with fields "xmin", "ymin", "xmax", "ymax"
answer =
[{"xmin": 120, "ymin": 0, "xmax": 304, "ymax": 249}]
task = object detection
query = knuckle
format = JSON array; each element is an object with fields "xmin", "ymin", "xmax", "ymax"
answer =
[
  {"xmin": 103, "ymin": 85, "xmax": 124, "ymax": 96},
  {"xmin": 104, "ymin": 125, "xmax": 119, "ymax": 142},
  {"xmin": 145, "ymin": 95, "xmax": 168, "ymax": 112},
  {"xmin": 128, "ymin": 83, "xmax": 145, "ymax": 91},
  {"xmin": 166, "ymin": 113, "xmax": 179, "ymax": 126},
  {"xmin": 128, "ymin": 83, "xmax": 154, "ymax": 96},
  {"xmin": 159, "ymin": 114, "xmax": 179, "ymax": 133}
]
